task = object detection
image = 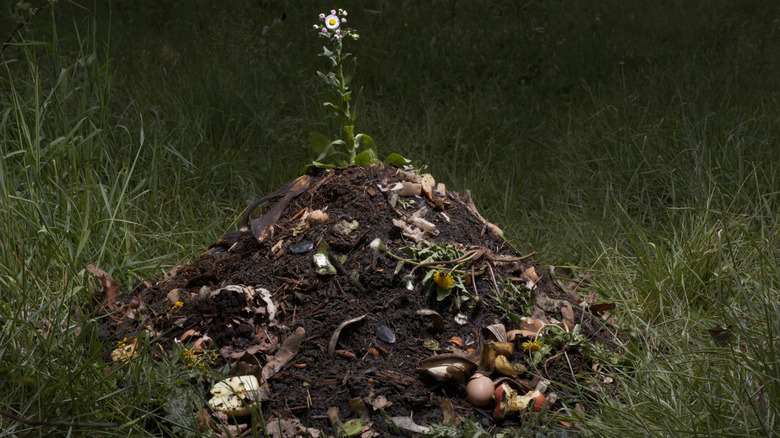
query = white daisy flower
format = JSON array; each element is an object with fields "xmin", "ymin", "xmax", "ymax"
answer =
[{"xmin": 325, "ymin": 14, "xmax": 340, "ymax": 30}]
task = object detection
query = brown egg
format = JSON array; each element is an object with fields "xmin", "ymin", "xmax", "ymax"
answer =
[{"xmin": 466, "ymin": 373, "xmax": 495, "ymax": 407}]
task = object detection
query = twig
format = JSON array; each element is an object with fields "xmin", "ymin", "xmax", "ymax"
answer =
[{"xmin": 0, "ymin": 408, "xmax": 118, "ymax": 428}]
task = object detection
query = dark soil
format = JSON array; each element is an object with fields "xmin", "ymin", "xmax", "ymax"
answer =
[{"xmin": 100, "ymin": 165, "xmax": 623, "ymax": 436}]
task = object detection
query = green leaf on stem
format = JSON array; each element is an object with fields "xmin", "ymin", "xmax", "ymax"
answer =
[
  {"xmin": 356, "ymin": 133, "xmax": 377, "ymax": 155},
  {"xmin": 316, "ymin": 71, "xmax": 339, "ymax": 88},
  {"xmin": 312, "ymin": 160, "xmax": 337, "ymax": 169},
  {"xmin": 384, "ymin": 153, "xmax": 410, "ymax": 167},
  {"xmin": 317, "ymin": 139, "xmax": 346, "ymax": 156},
  {"xmin": 354, "ymin": 149, "xmax": 378, "ymax": 166},
  {"xmin": 437, "ymin": 286, "xmax": 453, "ymax": 301},
  {"xmin": 309, "ymin": 132, "xmax": 330, "ymax": 154},
  {"xmin": 323, "ymin": 102, "xmax": 344, "ymax": 112}
]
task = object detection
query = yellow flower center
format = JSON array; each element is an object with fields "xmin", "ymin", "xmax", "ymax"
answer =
[{"xmin": 329, "ymin": 18, "xmax": 337, "ymax": 26}]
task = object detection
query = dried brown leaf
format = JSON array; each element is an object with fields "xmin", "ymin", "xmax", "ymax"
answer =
[
  {"xmin": 86, "ymin": 264, "xmax": 120, "ymax": 312},
  {"xmin": 166, "ymin": 288, "xmax": 181, "ymax": 304},
  {"xmin": 524, "ymin": 266, "xmax": 539, "ymax": 283},
  {"xmin": 506, "ymin": 329, "xmax": 538, "ymax": 341},
  {"xmin": 590, "ymin": 302, "xmax": 616, "ymax": 316},
  {"xmin": 265, "ymin": 416, "xmax": 322, "ymax": 438},
  {"xmin": 263, "ymin": 326, "xmax": 305, "ymax": 380},
  {"xmin": 328, "ymin": 315, "xmax": 366, "ymax": 357},
  {"xmin": 561, "ymin": 303, "xmax": 575, "ymax": 323}
]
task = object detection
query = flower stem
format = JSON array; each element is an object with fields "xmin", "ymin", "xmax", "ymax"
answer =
[{"xmin": 333, "ymin": 42, "xmax": 356, "ymax": 163}]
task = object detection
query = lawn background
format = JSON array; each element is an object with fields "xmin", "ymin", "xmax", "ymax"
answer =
[{"xmin": 1, "ymin": 1, "xmax": 778, "ymax": 436}]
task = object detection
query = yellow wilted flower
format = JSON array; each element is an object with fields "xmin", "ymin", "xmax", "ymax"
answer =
[
  {"xmin": 433, "ymin": 270, "xmax": 455, "ymax": 289},
  {"xmin": 521, "ymin": 340, "xmax": 543, "ymax": 353}
]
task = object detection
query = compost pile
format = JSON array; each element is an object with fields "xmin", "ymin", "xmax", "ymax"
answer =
[{"xmin": 98, "ymin": 165, "xmax": 623, "ymax": 436}]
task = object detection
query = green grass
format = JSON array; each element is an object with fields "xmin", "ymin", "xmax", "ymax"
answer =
[{"xmin": 1, "ymin": 0, "xmax": 778, "ymax": 436}]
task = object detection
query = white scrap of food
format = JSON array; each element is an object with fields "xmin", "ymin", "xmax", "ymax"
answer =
[{"xmin": 208, "ymin": 375, "xmax": 261, "ymax": 416}]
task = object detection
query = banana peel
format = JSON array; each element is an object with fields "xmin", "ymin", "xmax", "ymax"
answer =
[
  {"xmin": 494, "ymin": 354, "xmax": 527, "ymax": 376},
  {"xmin": 475, "ymin": 341, "xmax": 515, "ymax": 373}
]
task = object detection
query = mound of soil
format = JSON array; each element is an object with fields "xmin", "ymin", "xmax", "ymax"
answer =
[{"xmin": 100, "ymin": 165, "xmax": 623, "ymax": 436}]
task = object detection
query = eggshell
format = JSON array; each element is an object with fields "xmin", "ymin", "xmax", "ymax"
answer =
[
  {"xmin": 305, "ymin": 210, "xmax": 329, "ymax": 226},
  {"xmin": 466, "ymin": 374, "xmax": 495, "ymax": 407}
]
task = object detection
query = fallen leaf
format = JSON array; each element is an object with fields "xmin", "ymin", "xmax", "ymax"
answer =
[
  {"xmin": 417, "ymin": 309, "xmax": 445, "ymax": 334},
  {"xmin": 196, "ymin": 408, "xmax": 215, "ymax": 432},
  {"xmin": 534, "ymin": 292, "xmax": 568, "ymax": 313},
  {"xmin": 449, "ymin": 336, "xmax": 465, "ymax": 347},
  {"xmin": 214, "ymin": 423, "xmax": 247, "ymax": 438},
  {"xmin": 561, "ymin": 303, "xmax": 575, "ymax": 322},
  {"xmin": 328, "ymin": 315, "xmax": 367, "ymax": 357},
  {"xmin": 555, "ymin": 320, "xmax": 575, "ymax": 331},
  {"xmin": 524, "ymin": 266, "xmax": 539, "ymax": 283},
  {"xmin": 590, "ymin": 302, "xmax": 616, "ymax": 316},
  {"xmin": 390, "ymin": 416, "xmax": 430, "ymax": 434},
  {"xmin": 392, "ymin": 218, "xmax": 425, "ymax": 242},
  {"xmin": 506, "ymin": 329, "xmax": 537, "ymax": 341},
  {"xmin": 263, "ymin": 326, "xmax": 306, "ymax": 380},
  {"xmin": 580, "ymin": 291, "xmax": 599, "ymax": 308},
  {"xmin": 485, "ymin": 323, "xmax": 507, "ymax": 342},
  {"xmin": 706, "ymin": 324, "xmax": 732, "ymax": 344},
  {"xmin": 230, "ymin": 351, "xmax": 262, "ymax": 379},
  {"xmin": 166, "ymin": 288, "xmax": 181, "ymax": 304},
  {"xmin": 519, "ymin": 317, "xmax": 545, "ymax": 332},
  {"xmin": 113, "ymin": 297, "xmax": 143, "ymax": 322},
  {"xmin": 86, "ymin": 264, "xmax": 120, "ymax": 312},
  {"xmin": 370, "ymin": 395, "xmax": 390, "ymax": 411},
  {"xmin": 440, "ymin": 398, "xmax": 455, "ymax": 425},
  {"xmin": 395, "ymin": 181, "xmax": 421, "ymax": 197},
  {"xmin": 179, "ymin": 329, "xmax": 200, "ymax": 342},
  {"xmin": 265, "ymin": 416, "xmax": 322, "ymax": 438}
]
